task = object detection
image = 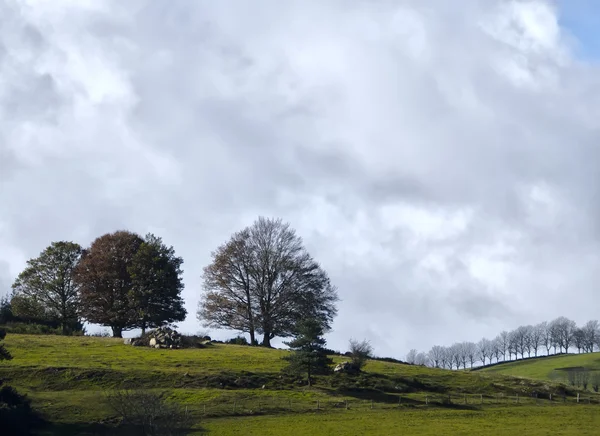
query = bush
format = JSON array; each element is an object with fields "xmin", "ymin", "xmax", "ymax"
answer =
[
  {"xmin": 348, "ymin": 339, "xmax": 374, "ymax": 371},
  {"xmin": 226, "ymin": 336, "xmax": 249, "ymax": 346},
  {"xmin": 106, "ymin": 390, "xmax": 193, "ymax": 435},
  {"xmin": 0, "ymin": 381, "xmax": 43, "ymax": 434},
  {"xmin": 180, "ymin": 335, "xmax": 209, "ymax": 348}
]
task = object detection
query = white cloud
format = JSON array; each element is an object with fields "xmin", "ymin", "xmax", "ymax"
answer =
[{"xmin": 1, "ymin": 0, "xmax": 599, "ymax": 357}]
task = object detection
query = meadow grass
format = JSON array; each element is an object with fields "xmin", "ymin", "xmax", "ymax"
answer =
[
  {"xmin": 203, "ymin": 405, "xmax": 600, "ymax": 435},
  {"xmin": 478, "ymin": 352, "xmax": 600, "ymax": 381},
  {"xmin": 2, "ymin": 334, "xmax": 599, "ymax": 433}
]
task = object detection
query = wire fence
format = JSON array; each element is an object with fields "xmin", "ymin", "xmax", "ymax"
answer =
[{"xmin": 192, "ymin": 392, "xmax": 600, "ymax": 418}]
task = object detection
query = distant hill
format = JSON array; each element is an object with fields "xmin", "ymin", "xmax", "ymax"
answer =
[{"xmin": 475, "ymin": 352, "xmax": 600, "ymax": 384}]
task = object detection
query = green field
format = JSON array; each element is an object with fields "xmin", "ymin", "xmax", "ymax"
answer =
[
  {"xmin": 477, "ymin": 353, "xmax": 600, "ymax": 382},
  {"xmin": 203, "ymin": 406, "xmax": 600, "ymax": 435},
  {"xmin": 1, "ymin": 335, "xmax": 599, "ymax": 434}
]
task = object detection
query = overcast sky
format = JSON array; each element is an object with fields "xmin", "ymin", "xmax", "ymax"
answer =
[{"xmin": 1, "ymin": 0, "xmax": 599, "ymax": 359}]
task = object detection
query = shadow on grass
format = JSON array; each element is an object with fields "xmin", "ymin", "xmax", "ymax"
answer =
[{"xmin": 36, "ymin": 423, "xmax": 203, "ymax": 435}]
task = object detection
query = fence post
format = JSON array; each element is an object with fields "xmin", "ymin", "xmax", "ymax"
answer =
[
  {"xmin": 577, "ymin": 393, "xmax": 580, "ymax": 403},
  {"xmin": 233, "ymin": 401, "xmax": 236, "ymax": 413},
  {"xmin": 516, "ymin": 394, "xmax": 519, "ymax": 404},
  {"xmin": 549, "ymin": 393, "xmax": 552, "ymax": 401},
  {"xmin": 203, "ymin": 404, "xmax": 206, "ymax": 415},
  {"xmin": 480, "ymin": 394, "xmax": 483, "ymax": 405},
  {"xmin": 426, "ymin": 396, "xmax": 428, "ymax": 405}
]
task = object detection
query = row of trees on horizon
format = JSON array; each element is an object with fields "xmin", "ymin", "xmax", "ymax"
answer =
[
  {"xmin": 1, "ymin": 217, "xmax": 339, "ymax": 347},
  {"xmin": 407, "ymin": 317, "xmax": 600, "ymax": 369}
]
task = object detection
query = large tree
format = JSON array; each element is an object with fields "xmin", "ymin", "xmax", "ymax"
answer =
[
  {"xmin": 198, "ymin": 217, "xmax": 338, "ymax": 347},
  {"xmin": 128, "ymin": 234, "xmax": 187, "ymax": 335},
  {"xmin": 75, "ymin": 231, "xmax": 186, "ymax": 337},
  {"xmin": 11, "ymin": 241, "xmax": 82, "ymax": 335}
]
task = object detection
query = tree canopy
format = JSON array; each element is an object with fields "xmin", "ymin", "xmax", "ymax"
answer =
[
  {"xmin": 198, "ymin": 217, "xmax": 338, "ymax": 347},
  {"xmin": 75, "ymin": 231, "xmax": 186, "ymax": 337},
  {"xmin": 11, "ymin": 241, "xmax": 82, "ymax": 335},
  {"xmin": 128, "ymin": 234, "xmax": 187, "ymax": 335}
]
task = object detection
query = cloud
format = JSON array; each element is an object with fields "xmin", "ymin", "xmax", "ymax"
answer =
[{"xmin": 1, "ymin": 0, "xmax": 599, "ymax": 358}]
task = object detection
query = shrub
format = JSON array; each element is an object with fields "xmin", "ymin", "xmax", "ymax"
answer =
[
  {"xmin": 180, "ymin": 335, "xmax": 208, "ymax": 348},
  {"xmin": 226, "ymin": 336, "xmax": 249, "ymax": 346},
  {"xmin": 106, "ymin": 390, "xmax": 193, "ymax": 435},
  {"xmin": 348, "ymin": 338, "xmax": 374, "ymax": 371}
]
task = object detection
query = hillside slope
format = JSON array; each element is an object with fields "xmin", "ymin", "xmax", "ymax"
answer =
[
  {"xmin": 0, "ymin": 335, "xmax": 595, "ymax": 434},
  {"xmin": 476, "ymin": 352, "xmax": 600, "ymax": 382}
]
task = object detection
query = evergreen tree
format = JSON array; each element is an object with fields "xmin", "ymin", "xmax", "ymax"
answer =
[
  {"xmin": 0, "ymin": 328, "xmax": 12, "ymax": 362},
  {"xmin": 283, "ymin": 319, "xmax": 332, "ymax": 386}
]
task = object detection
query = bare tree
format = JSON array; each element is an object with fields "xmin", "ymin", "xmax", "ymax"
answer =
[
  {"xmin": 414, "ymin": 352, "xmax": 428, "ymax": 366},
  {"xmin": 462, "ymin": 342, "xmax": 477, "ymax": 368},
  {"xmin": 550, "ymin": 317, "xmax": 577, "ymax": 353},
  {"xmin": 491, "ymin": 338, "xmax": 502, "ymax": 363},
  {"xmin": 348, "ymin": 338, "xmax": 373, "ymax": 370},
  {"xmin": 573, "ymin": 329, "xmax": 586, "ymax": 354},
  {"xmin": 428, "ymin": 345, "xmax": 445, "ymax": 368},
  {"xmin": 582, "ymin": 320, "xmax": 599, "ymax": 353},
  {"xmin": 405, "ymin": 349, "xmax": 418, "ymax": 365},
  {"xmin": 476, "ymin": 338, "xmax": 489, "ymax": 366},
  {"xmin": 198, "ymin": 217, "xmax": 338, "ymax": 347},
  {"xmin": 497, "ymin": 331, "xmax": 509, "ymax": 361},
  {"xmin": 529, "ymin": 323, "xmax": 544, "ymax": 357},
  {"xmin": 539, "ymin": 321, "xmax": 552, "ymax": 355}
]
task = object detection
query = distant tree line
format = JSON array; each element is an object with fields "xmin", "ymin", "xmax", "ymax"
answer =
[
  {"xmin": 2, "ymin": 217, "xmax": 339, "ymax": 345},
  {"xmin": 406, "ymin": 317, "xmax": 600, "ymax": 369}
]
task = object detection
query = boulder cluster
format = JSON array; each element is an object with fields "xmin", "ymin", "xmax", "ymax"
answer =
[
  {"xmin": 148, "ymin": 326, "xmax": 182, "ymax": 349},
  {"xmin": 124, "ymin": 326, "xmax": 182, "ymax": 349}
]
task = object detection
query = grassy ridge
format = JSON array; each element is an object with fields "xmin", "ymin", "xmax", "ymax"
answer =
[
  {"xmin": 1, "ymin": 335, "xmax": 598, "ymax": 434},
  {"xmin": 477, "ymin": 353, "xmax": 600, "ymax": 381}
]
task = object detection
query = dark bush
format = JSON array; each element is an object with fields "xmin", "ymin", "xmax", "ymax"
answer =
[
  {"xmin": 226, "ymin": 336, "xmax": 249, "ymax": 346},
  {"xmin": 106, "ymin": 390, "xmax": 193, "ymax": 435},
  {"xmin": 0, "ymin": 380, "xmax": 43, "ymax": 434},
  {"xmin": 180, "ymin": 335, "xmax": 208, "ymax": 349}
]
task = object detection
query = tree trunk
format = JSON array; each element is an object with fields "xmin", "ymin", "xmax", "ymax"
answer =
[
  {"xmin": 249, "ymin": 329, "xmax": 256, "ymax": 346},
  {"xmin": 112, "ymin": 326, "xmax": 123, "ymax": 338},
  {"xmin": 262, "ymin": 332, "xmax": 271, "ymax": 347},
  {"xmin": 62, "ymin": 321, "xmax": 67, "ymax": 336},
  {"xmin": 141, "ymin": 326, "xmax": 146, "ymax": 336}
]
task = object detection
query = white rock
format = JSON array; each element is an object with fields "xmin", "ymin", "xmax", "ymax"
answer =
[{"xmin": 149, "ymin": 338, "xmax": 157, "ymax": 347}]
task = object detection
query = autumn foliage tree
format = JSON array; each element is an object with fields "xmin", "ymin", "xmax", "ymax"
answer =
[
  {"xmin": 11, "ymin": 241, "xmax": 83, "ymax": 335},
  {"xmin": 198, "ymin": 217, "xmax": 338, "ymax": 347},
  {"xmin": 75, "ymin": 231, "xmax": 186, "ymax": 337}
]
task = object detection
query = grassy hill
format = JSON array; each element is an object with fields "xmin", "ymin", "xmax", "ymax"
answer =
[
  {"xmin": 1, "ymin": 335, "xmax": 599, "ymax": 435},
  {"xmin": 476, "ymin": 353, "xmax": 600, "ymax": 383}
]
